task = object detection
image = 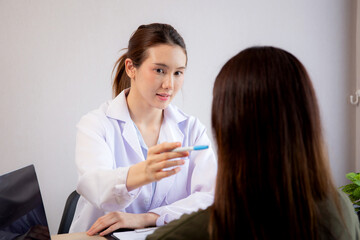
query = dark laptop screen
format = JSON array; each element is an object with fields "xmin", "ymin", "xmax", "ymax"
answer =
[{"xmin": 0, "ymin": 165, "xmax": 50, "ymax": 240}]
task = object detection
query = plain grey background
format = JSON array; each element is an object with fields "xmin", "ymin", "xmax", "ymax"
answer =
[{"xmin": 0, "ymin": 0, "xmax": 359, "ymax": 234}]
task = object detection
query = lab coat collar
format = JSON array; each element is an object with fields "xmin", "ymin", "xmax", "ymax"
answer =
[
  {"xmin": 106, "ymin": 88, "xmax": 132, "ymax": 123},
  {"xmin": 106, "ymin": 88, "xmax": 188, "ymax": 125},
  {"xmin": 163, "ymin": 103, "xmax": 188, "ymax": 125},
  {"xmin": 158, "ymin": 104, "xmax": 186, "ymax": 145}
]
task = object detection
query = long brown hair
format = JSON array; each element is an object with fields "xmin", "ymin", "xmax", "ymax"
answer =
[
  {"xmin": 210, "ymin": 46, "xmax": 340, "ymax": 239},
  {"xmin": 112, "ymin": 23, "xmax": 187, "ymax": 98}
]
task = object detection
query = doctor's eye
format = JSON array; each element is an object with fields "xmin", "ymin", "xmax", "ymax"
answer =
[
  {"xmin": 174, "ymin": 71, "xmax": 183, "ymax": 76},
  {"xmin": 155, "ymin": 68, "xmax": 165, "ymax": 74}
]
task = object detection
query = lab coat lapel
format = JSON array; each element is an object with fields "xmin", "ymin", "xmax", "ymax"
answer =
[
  {"xmin": 106, "ymin": 89, "xmax": 144, "ymax": 161},
  {"xmin": 159, "ymin": 104, "xmax": 186, "ymax": 143},
  {"xmin": 154, "ymin": 104, "xmax": 186, "ymax": 205},
  {"xmin": 122, "ymin": 122, "xmax": 144, "ymax": 161}
]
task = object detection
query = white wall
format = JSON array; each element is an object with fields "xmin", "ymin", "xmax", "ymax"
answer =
[
  {"xmin": 0, "ymin": 0, "xmax": 357, "ymax": 234},
  {"xmin": 356, "ymin": 1, "xmax": 360, "ymax": 169}
]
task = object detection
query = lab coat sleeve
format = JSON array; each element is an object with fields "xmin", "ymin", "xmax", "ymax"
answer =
[
  {"xmin": 149, "ymin": 124, "xmax": 217, "ymax": 226},
  {"xmin": 75, "ymin": 112, "xmax": 140, "ymax": 211}
]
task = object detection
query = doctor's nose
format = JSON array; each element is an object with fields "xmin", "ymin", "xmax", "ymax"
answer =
[{"xmin": 162, "ymin": 75, "xmax": 174, "ymax": 90}]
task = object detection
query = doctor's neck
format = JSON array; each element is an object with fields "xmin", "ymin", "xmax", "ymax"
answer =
[{"xmin": 126, "ymin": 91, "xmax": 163, "ymax": 128}]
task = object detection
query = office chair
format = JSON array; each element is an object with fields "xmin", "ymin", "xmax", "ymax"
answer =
[{"xmin": 57, "ymin": 190, "xmax": 80, "ymax": 234}]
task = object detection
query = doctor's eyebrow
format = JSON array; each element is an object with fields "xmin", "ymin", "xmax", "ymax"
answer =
[{"xmin": 153, "ymin": 63, "xmax": 186, "ymax": 70}]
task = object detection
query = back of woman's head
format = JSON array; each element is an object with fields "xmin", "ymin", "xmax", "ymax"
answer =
[
  {"xmin": 210, "ymin": 46, "xmax": 338, "ymax": 240},
  {"xmin": 112, "ymin": 23, "xmax": 187, "ymax": 97}
]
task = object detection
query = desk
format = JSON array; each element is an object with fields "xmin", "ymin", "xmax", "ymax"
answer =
[{"xmin": 51, "ymin": 232, "xmax": 114, "ymax": 240}]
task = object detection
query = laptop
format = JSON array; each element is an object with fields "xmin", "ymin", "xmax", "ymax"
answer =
[{"xmin": 0, "ymin": 165, "xmax": 51, "ymax": 240}]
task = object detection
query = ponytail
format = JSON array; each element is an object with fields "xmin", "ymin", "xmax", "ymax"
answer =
[{"xmin": 112, "ymin": 52, "xmax": 130, "ymax": 98}]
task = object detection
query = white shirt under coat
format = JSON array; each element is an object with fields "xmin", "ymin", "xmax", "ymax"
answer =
[{"xmin": 69, "ymin": 89, "xmax": 217, "ymax": 233}]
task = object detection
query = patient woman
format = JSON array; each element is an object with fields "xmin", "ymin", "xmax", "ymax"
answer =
[{"xmin": 147, "ymin": 46, "xmax": 360, "ymax": 240}]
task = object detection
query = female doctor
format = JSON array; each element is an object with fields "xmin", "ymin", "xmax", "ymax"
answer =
[{"xmin": 69, "ymin": 23, "xmax": 217, "ymax": 236}]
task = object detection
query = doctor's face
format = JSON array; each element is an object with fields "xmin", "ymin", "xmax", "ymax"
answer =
[{"xmin": 130, "ymin": 44, "xmax": 187, "ymax": 110}]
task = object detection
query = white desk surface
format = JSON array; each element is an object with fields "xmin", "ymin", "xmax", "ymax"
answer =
[{"xmin": 51, "ymin": 232, "xmax": 110, "ymax": 240}]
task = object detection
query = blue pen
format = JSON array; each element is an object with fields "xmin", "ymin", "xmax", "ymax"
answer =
[{"xmin": 171, "ymin": 145, "xmax": 209, "ymax": 152}]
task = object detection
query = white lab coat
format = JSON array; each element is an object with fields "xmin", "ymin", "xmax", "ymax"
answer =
[{"xmin": 69, "ymin": 89, "xmax": 217, "ymax": 233}]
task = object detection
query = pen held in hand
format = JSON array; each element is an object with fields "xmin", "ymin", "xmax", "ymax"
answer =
[{"xmin": 171, "ymin": 145, "xmax": 209, "ymax": 152}]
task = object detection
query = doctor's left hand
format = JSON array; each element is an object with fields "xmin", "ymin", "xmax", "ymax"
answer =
[{"xmin": 86, "ymin": 211, "xmax": 159, "ymax": 236}]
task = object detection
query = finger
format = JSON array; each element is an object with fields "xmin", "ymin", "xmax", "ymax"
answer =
[
  {"xmin": 162, "ymin": 151, "xmax": 189, "ymax": 160},
  {"xmin": 87, "ymin": 217, "xmax": 110, "ymax": 235},
  {"xmin": 87, "ymin": 219, "xmax": 100, "ymax": 235},
  {"xmin": 156, "ymin": 159, "xmax": 185, "ymax": 171},
  {"xmin": 154, "ymin": 167, "xmax": 181, "ymax": 180},
  {"xmin": 150, "ymin": 151, "xmax": 189, "ymax": 163},
  {"xmin": 149, "ymin": 142, "xmax": 181, "ymax": 154},
  {"xmin": 88, "ymin": 212, "xmax": 125, "ymax": 236},
  {"xmin": 99, "ymin": 222, "xmax": 122, "ymax": 236},
  {"xmin": 146, "ymin": 158, "xmax": 186, "ymax": 174}
]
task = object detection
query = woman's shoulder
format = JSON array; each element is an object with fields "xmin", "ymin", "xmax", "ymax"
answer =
[
  {"xmin": 146, "ymin": 208, "xmax": 211, "ymax": 240},
  {"xmin": 336, "ymin": 189, "xmax": 357, "ymax": 220},
  {"xmin": 321, "ymin": 189, "xmax": 360, "ymax": 239},
  {"xmin": 337, "ymin": 189, "xmax": 360, "ymax": 227}
]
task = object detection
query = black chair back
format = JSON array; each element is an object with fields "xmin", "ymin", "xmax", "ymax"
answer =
[{"xmin": 57, "ymin": 190, "xmax": 80, "ymax": 234}]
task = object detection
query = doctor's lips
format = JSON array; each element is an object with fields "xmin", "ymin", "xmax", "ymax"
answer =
[{"xmin": 156, "ymin": 93, "xmax": 171, "ymax": 101}]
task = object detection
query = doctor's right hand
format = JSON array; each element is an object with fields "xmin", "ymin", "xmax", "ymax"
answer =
[{"xmin": 126, "ymin": 142, "xmax": 188, "ymax": 191}]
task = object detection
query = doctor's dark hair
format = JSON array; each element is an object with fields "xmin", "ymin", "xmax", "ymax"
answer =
[
  {"xmin": 112, "ymin": 23, "xmax": 187, "ymax": 98},
  {"xmin": 210, "ymin": 47, "xmax": 342, "ymax": 240}
]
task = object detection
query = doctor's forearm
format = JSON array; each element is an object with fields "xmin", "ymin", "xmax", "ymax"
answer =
[{"xmin": 143, "ymin": 212, "xmax": 159, "ymax": 227}]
